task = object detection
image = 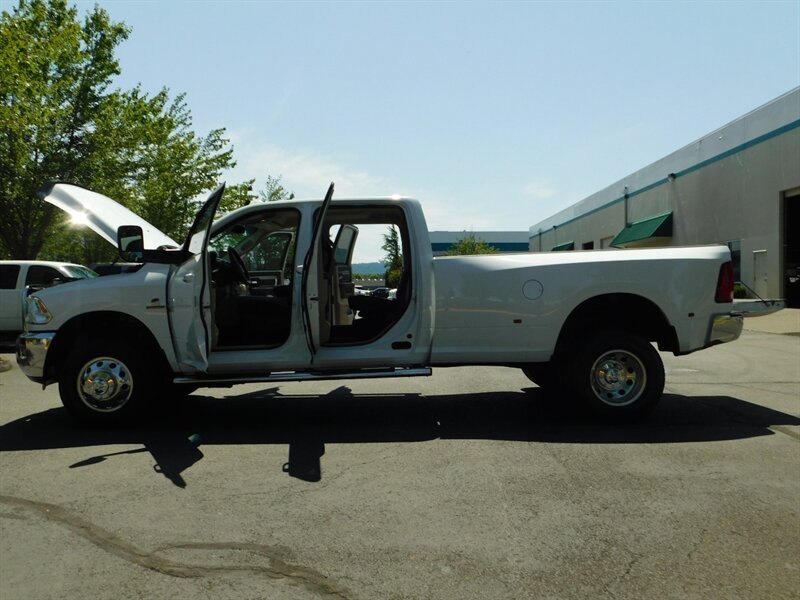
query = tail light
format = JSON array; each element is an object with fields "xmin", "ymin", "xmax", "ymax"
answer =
[{"xmin": 715, "ymin": 261, "xmax": 735, "ymax": 303}]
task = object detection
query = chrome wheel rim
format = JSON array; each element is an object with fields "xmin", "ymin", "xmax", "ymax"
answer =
[
  {"xmin": 589, "ymin": 349, "xmax": 646, "ymax": 407},
  {"xmin": 76, "ymin": 356, "xmax": 133, "ymax": 412}
]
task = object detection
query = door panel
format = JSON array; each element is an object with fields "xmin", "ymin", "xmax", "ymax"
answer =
[
  {"xmin": 168, "ymin": 254, "xmax": 210, "ymax": 370},
  {"xmin": 301, "ymin": 183, "xmax": 335, "ymax": 357},
  {"xmin": 329, "ymin": 224, "xmax": 358, "ymax": 326},
  {"xmin": 167, "ymin": 184, "xmax": 225, "ymax": 372}
]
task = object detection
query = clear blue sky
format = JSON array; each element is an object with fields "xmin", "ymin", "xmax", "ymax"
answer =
[{"xmin": 39, "ymin": 1, "xmax": 800, "ymax": 239}]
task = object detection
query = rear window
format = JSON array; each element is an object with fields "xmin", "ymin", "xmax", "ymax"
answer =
[{"xmin": 0, "ymin": 265, "xmax": 20, "ymax": 289}]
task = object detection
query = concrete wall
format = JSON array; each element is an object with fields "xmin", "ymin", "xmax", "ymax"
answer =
[{"xmin": 529, "ymin": 88, "xmax": 800, "ymax": 299}]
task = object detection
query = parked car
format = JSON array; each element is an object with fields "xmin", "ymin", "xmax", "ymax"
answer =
[
  {"xmin": 0, "ymin": 260, "xmax": 97, "ymax": 342},
  {"xmin": 370, "ymin": 287, "xmax": 390, "ymax": 298}
]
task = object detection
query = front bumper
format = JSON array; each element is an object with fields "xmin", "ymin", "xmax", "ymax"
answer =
[
  {"xmin": 16, "ymin": 332, "xmax": 56, "ymax": 384},
  {"xmin": 708, "ymin": 312, "xmax": 744, "ymax": 345}
]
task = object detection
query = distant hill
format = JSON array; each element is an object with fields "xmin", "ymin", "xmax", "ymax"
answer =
[{"xmin": 352, "ymin": 262, "xmax": 385, "ymax": 276}]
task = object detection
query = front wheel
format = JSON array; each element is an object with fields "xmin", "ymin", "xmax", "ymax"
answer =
[
  {"xmin": 58, "ymin": 338, "xmax": 153, "ymax": 425},
  {"xmin": 564, "ymin": 330, "xmax": 664, "ymax": 418}
]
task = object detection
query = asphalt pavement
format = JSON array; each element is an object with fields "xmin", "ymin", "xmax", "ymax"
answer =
[{"xmin": 0, "ymin": 312, "xmax": 798, "ymax": 599}]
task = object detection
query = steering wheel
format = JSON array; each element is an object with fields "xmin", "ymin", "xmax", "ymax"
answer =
[{"xmin": 227, "ymin": 247, "xmax": 250, "ymax": 285}]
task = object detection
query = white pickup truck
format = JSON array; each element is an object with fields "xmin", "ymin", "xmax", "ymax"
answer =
[
  {"xmin": 17, "ymin": 182, "xmax": 742, "ymax": 423},
  {"xmin": 1, "ymin": 260, "xmax": 98, "ymax": 344}
]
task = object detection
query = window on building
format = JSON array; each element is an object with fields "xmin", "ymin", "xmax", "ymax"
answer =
[{"xmin": 582, "ymin": 241, "xmax": 594, "ymax": 250}]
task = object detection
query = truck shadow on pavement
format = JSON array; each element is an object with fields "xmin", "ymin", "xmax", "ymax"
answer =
[{"xmin": 1, "ymin": 387, "xmax": 798, "ymax": 487}]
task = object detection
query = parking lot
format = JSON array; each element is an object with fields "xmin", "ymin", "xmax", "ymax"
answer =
[{"xmin": 1, "ymin": 312, "xmax": 798, "ymax": 599}]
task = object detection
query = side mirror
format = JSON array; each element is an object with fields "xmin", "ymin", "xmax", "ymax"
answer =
[{"xmin": 117, "ymin": 225, "xmax": 144, "ymax": 262}]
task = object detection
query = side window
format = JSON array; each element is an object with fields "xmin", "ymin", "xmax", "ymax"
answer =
[
  {"xmin": 25, "ymin": 266, "xmax": 61, "ymax": 286},
  {"xmin": 0, "ymin": 265, "xmax": 21, "ymax": 289},
  {"xmin": 210, "ymin": 209, "xmax": 300, "ymax": 288}
]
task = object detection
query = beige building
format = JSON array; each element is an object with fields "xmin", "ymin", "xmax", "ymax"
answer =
[{"xmin": 529, "ymin": 88, "xmax": 800, "ymax": 305}]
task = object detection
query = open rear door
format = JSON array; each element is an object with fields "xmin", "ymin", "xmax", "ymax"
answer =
[
  {"xmin": 329, "ymin": 224, "xmax": 359, "ymax": 326},
  {"xmin": 301, "ymin": 183, "xmax": 335, "ymax": 358},
  {"xmin": 167, "ymin": 184, "xmax": 226, "ymax": 372}
]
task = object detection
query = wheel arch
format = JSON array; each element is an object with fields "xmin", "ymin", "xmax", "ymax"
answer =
[
  {"xmin": 44, "ymin": 311, "xmax": 171, "ymax": 383},
  {"xmin": 555, "ymin": 293, "xmax": 678, "ymax": 357}
]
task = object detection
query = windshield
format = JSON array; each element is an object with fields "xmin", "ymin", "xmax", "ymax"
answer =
[{"xmin": 63, "ymin": 266, "xmax": 98, "ymax": 279}]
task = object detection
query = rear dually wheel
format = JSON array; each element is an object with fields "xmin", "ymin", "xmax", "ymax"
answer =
[{"xmin": 564, "ymin": 330, "xmax": 665, "ymax": 418}]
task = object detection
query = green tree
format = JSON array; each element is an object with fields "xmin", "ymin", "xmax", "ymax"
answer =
[
  {"xmin": 445, "ymin": 232, "xmax": 500, "ymax": 256},
  {"xmin": 217, "ymin": 180, "xmax": 257, "ymax": 215},
  {"xmin": 382, "ymin": 225, "xmax": 403, "ymax": 287},
  {"xmin": 1, "ymin": 0, "xmax": 129, "ymax": 259},
  {"xmin": 260, "ymin": 175, "xmax": 294, "ymax": 203},
  {"xmin": 0, "ymin": 0, "xmax": 246, "ymax": 262}
]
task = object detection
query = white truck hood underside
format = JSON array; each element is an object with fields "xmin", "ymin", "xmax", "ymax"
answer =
[{"xmin": 41, "ymin": 182, "xmax": 179, "ymax": 250}]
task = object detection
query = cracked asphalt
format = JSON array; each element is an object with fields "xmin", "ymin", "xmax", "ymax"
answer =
[{"xmin": 1, "ymin": 321, "xmax": 798, "ymax": 599}]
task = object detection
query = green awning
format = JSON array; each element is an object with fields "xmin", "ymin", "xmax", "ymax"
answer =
[
  {"xmin": 551, "ymin": 241, "xmax": 575, "ymax": 251},
  {"xmin": 610, "ymin": 212, "xmax": 673, "ymax": 248}
]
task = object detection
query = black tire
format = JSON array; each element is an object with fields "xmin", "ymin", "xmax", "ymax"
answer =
[
  {"xmin": 521, "ymin": 362, "xmax": 558, "ymax": 389},
  {"xmin": 564, "ymin": 330, "xmax": 664, "ymax": 418},
  {"xmin": 58, "ymin": 338, "xmax": 153, "ymax": 425}
]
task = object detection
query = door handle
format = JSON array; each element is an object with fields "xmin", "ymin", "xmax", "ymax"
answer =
[{"xmin": 182, "ymin": 273, "xmax": 194, "ymax": 283}]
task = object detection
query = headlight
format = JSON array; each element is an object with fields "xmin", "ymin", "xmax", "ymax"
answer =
[{"xmin": 26, "ymin": 296, "xmax": 53, "ymax": 324}]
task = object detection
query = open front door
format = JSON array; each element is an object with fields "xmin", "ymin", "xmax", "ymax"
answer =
[
  {"xmin": 167, "ymin": 184, "xmax": 226, "ymax": 372},
  {"xmin": 301, "ymin": 182, "xmax": 335, "ymax": 358}
]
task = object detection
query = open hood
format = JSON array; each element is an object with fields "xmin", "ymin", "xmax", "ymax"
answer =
[{"xmin": 39, "ymin": 182, "xmax": 179, "ymax": 250}]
